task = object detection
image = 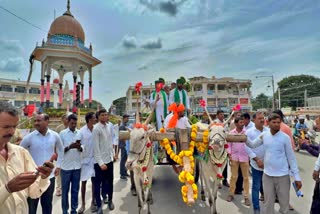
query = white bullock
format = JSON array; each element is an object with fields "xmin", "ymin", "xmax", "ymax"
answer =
[
  {"xmin": 198, "ymin": 123, "xmax": 228, "ymax": 214},
  {"xmin": 125, "ymin": 112, "xmax": 155, "ymax": 214}
]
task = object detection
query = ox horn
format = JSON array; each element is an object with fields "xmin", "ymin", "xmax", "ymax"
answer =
[
  {"xmin": 223, "ymin": 110, "xmax": 234, "ymax": 126},
  {"xmin": 135, "ymin": 110, "xmax": 140, "ymax": 124},
  {"xmin": 135, "ymin": 97, "xmax": 140, "ymax": 124},
  {"xmin": 204, "ymin": 106, "xmax": 213, "ymax": 124}
]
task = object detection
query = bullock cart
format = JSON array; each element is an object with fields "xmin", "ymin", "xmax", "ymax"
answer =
[{"xmin": 119, "ymin": 127, "xmax": 246, "ymax": 208}]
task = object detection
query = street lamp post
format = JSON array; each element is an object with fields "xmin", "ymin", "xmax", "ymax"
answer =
[{"xmin": 256, "ymin": 75, "xmax": 275, "ymax": 110}]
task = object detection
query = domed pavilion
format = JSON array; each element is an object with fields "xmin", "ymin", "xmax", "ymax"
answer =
[{"xmin": 30, "ymin": 0, "xmax": 101, "ymax": 108}]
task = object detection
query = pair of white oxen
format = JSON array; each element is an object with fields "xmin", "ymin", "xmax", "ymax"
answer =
[{"xmin": 123, "ymin": 113, "xmax": 245, "ymax": 214}]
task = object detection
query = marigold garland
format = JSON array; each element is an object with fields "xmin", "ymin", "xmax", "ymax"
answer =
[{"xmin": 160, "ymin": 129, "xmax": 198, "ymax": 204}]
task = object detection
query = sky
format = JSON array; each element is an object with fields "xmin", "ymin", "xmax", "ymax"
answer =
[{"xmin": 0, "ymin": 0, "xmax": 320, "ymax": 108}]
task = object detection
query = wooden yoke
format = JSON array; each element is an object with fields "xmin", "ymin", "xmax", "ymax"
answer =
[{"xmin": 119, "ymin": 130, "xmax": 247, "ymax": 142}]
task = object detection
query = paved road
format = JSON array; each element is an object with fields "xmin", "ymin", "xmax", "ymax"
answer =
[{"xmin": 40, "ymin": 150, "xmax": 317, "ymax": 214}]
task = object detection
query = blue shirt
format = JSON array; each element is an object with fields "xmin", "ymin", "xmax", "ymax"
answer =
[
  {"xmin": 295, "ymin": 123, "xmax": 307, "ymax": 130},
  {"xmin": 246, "ymin": 130, "xmax": 301, "ymax": 181}
]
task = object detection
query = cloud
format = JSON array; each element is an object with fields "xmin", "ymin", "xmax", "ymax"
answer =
[
  {"xmin": 139, "ymin": 0, "xmax": 187, "ymax": 16},
  {"xmin": 0, "ymin": 39, "xmax": 24, "ymax": 53},
  {"xmin": 141, "ymin": 38, "xmax": 162, "ymax": 49},
  {"xmin": 122, "ymin": 35, "xmax": 137, "ymax": 48},
  {"xmin": 159, "ymin": 1, "xmax": 178, "ymax": 16},
  {"xmin": 0, "ymin": 57, "xmax": 25, "ymax": 73}
]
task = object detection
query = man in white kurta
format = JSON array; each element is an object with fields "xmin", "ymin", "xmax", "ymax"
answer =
[
  {"xmin": 169, "ymin": 78, "xmax": 190, "ymax": 113},
  {"xmin": 78, "ymin": 112, "xmax": 96, "ymax": 213},
  {"xmin": 150, "ymin": 80, "xmax": 168, "ymax": 130}
]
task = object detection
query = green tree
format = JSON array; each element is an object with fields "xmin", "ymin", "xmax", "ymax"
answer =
[
  {"xmin": 251, "ymin": 93, "xmax": 272, "ymax": 110},
  {"xmin": 277, "ymin": 75, "xmax": 320, "ymax": 110},
  {"xmin": 112, "ymin": 97, "xmax": 126, "ymax": 115}
]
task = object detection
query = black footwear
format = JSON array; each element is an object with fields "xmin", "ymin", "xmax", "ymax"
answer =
[
  {"xmin": 108, "ymin": 201, "xmax": 115, "ymax": 210},
  {"xmin": 223, "ymin": 181, "xmax": 230, "ymax": 188},
  {"xmin": 235, "ymin": 191, "xmax": 242, "ymax": 195},
  {"xmin": 131, "ymin": 188, "xmax": 137, "ymax": 196},
  {"xmin": 120, "ymin": 175, "xmax": 127, "ymax": 180},
  {"xmin": 124, "ymin": 173, "xmax": 130, "ymax": 177}
]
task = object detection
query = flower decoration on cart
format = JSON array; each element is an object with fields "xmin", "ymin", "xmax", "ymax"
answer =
[{"xmin": 160, "ymin": 129, "xmax": 197, "ymax": 204}]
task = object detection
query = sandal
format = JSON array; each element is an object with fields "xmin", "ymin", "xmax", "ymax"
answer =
[{"xmin": 244, "ymin": 198, "xmax": 251, "ymax": 206}]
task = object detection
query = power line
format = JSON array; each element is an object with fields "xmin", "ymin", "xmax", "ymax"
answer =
[
  {"xmin": 0, "ymin": 5, "xmax": 47, "ymax": 33},
  {"xmin": 0, "ymin": 5, "xmax": 78, "ymax": 42}
]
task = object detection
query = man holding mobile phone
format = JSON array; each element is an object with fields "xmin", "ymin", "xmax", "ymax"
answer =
[
  {"xmin": 0, "ymin": 101, "xmax": 54, "ymax": 213},
  {"xmin": 56, "ymin": 114, "xmax": 83, "ymax": 214}
]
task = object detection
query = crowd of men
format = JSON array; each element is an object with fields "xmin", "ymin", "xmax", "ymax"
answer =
[{"xmin": 0, "ymin": 77, "xmax": 319, "ymax": 214}]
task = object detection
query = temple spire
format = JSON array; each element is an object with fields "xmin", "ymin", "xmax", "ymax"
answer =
[
  {"xmin": 67, "ymin": 0, "xmax": 70, "ymax": 12},
  {"xmin": 63, "ymin": 0, "xmax": 73, "ymax": 17}
]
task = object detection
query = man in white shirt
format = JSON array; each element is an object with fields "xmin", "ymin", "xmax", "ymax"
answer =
[
  {"xmin": 246, "ymin": 113, "xmax": 302, "ymax": 214},
  {"xmin": 92, "ymin": 109, "xmax": 115, "ymax": 214},
  {"xmin": 245, "ymin": 112, "xmax": 269, "ymax": 214},
  {"xmin": 20, "ymin": 113, "xmax": 63, "ymax": 214},
  {"xmin": 78, "ymin": 112, "xmax": 97, "ymax": 214},
  {"xmin": 164, "ymin": 110, "xmax": 191, "ymax": 129},
  {"xmin": 56, "ymin": 114, "xmax": 82, "ymax": 214}
]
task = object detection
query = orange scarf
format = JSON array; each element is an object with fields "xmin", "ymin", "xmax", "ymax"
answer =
[{"xmin": 167, "ymin": 103, "xmax": 185, "ymax": 128}]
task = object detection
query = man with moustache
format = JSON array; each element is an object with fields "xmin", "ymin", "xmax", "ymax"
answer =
[
  {"xmin": 20, "ymin": 113, "xmax": 63, "ymax": 214},
  {"xmin": 169, "ymin": 78, "xmax": 190, "ymax": 114},
  {"xmin": 0, "ymin": 101, "xmax": 53, "ymax": 213}
]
